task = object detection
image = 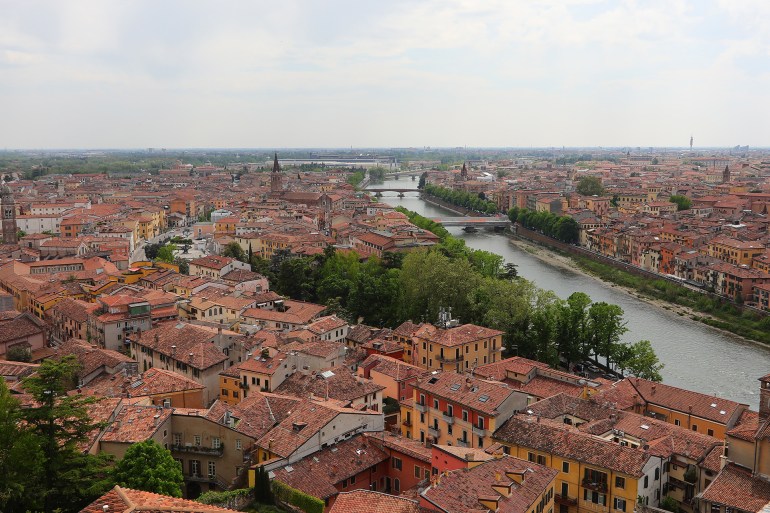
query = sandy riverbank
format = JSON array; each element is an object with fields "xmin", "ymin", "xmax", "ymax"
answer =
[{"xmin": 507, "ymin": 236, "xmax": 743, "ymax": 333}]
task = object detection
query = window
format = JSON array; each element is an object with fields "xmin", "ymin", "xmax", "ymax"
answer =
[
  {"xmin": 674, "ymin": 419, "xmax": 680, "ymax": 426},
  {"xmin": 350, "ymin": 474, "xmax": 356, "ymax": 484},
  {"xmin": 462, "ymin": 410, "xmax": 468, "ymax": 422},
  {"xmin": 477, "ymin": 416, "xmax": 485, "ymax": 429},
  {"xmin": 341, "ymin": 479, "xmax": 348, "ymax": 488},
  {"xmin": 221, "ymin": 389, "xmax": 229, "ymax": 397},
  {"xmin": 194, "ymin": 435, "xmax": 201, "ymax": 446},
  {"xmin": 583, "ymin": 489, "xmax": 606, "ymax": 506},
  {"xmin": 655, "ymin": 468, "xmax": 660, "ymax": 480},
  {"xmin": 562, "ymin": 461, "xmax": 569, "ymax": 473},
  {"xmin": 615, "ymin": 476, "xmax": 625, "ymax": 489},
  {"xmin": 710, "ymin": 504, "xmax": 721, "ymax": 513},
  {"xmin": 212, "ymin": 437, "xmax": 221, "ymax": 449},
  {"xmin": 447, "ymin": 424, "xmax": 453, "ymax": 435},
  {"xmin": 392, "ymin": 457, "xmax": 402, "ymax": 470},
  {"xmin": 173, "ymin": 433, "xmax": 182, "ymax": 446},
  {"xmin": 190, "ymin": 460, "xmax": 200, "ymax": 476},
  {"xmin": 233, "ymin": 391, "xmax": 239, "ymax": 399},
  {"xmin": 644, "ymin": 475, "xmax": 649, "ymax": 488},
  {"xmin": 528, "ymin": 452, "xmax": 535, "ymax": 462},
  {"xmin": 561, "ymin": 482, "xmax": 569, "ymax": 496},
  {"xmin": 394, "ymin": 478, "xmax": 400, "ymax": 492},
  {"xmin": 613, "ymin": 497, "xmax": 626, "ymax": 512},
  {"xmin": 692, "ymin": 424, "xmax": 698, "ymax": 431},
  {"xmin": 433, "ymin": 399, "xmax": 439, "ymax": 409},
  {"xmin": 236, "ymin": 439, "xmax": 242, "ymax": 450},
  {"xmin": 208, "ymin": 461, "xmax": 216, "ymax": 478},
  {"xmin": 415, "ymin": 465, "xmax": 421, "ymax": 478},
  {"xmin": 707, "ymin": 428, "xmax": 714, "ymax": 436},
  {"xmin": 537, "ymin": 455, "xmax": 546, "ymax": 465},
  {"xmin": 478, "ymin": 437, "xmax": 483, "ymax": 448}
]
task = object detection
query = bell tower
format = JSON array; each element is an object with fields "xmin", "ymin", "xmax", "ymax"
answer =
[
  {"xmin": 760, "ymin": 374, "xmax": 770, "ymax": 420},
  {"xmin": 270, "ymin": 152, "xmax": 282, "ymax": 195},
  {"xmin": 722, "ymin": 165, "xmax": 731, "ymax": 184},
  {"xmin": 1, "ymin": 186, "xmax": 17, "ymax": 244}
]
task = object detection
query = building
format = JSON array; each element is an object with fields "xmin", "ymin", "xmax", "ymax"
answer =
[
  {"xmin": 188, "ymin": 255, "xmax": 250, "ymax": 280},
  {"xmin": 409, "ymin": 320, "xmax": 504, "ymax": 373},
  {"xmin": 81, "ymin": 485, "xmax": 236, "ymax": 513},
  {"xmin": 402, "ymin": 371, "xmax": 527, "ymax": 449},
  {"xmin": 419, "ymin": 455, "xmax": 558, "ymax": 513}
]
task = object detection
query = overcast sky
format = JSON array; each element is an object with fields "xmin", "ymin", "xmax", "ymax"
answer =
[{"xmin": 1, "ymin": 0, "xmax": 768, "ymax": 149}]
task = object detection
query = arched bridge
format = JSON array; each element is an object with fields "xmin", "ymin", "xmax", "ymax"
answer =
[
  {"xmin": 367, "ymin": 188, "xmax": 422, "ymax": 197},
  {"xmin": 431, "ymin": 216, "xmax": 511, "ymax": 228}
]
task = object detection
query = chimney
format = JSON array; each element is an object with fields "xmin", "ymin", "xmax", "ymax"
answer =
[
  {"xmin": 153, "ymin": 413, "xmax": 161, "ymax": 427},
  {"xmin": 466, "ymin": 452, "xmax": 475, "ymax": 462}
]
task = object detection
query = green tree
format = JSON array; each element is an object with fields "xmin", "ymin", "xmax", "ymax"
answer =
[
  {"xmin": 254, "ymin": 465, "xmax": 273, "ymax": 504},
  {"xmin": 669, "ymin": 195, "xmax": 691, "ymax": 211},
  {"xmin": 112, "ymin": 440, "xmax": 183, "ymax": 497},
  {"xmin": 156, "ymin": 243, "xmax": 176, "ymax": 263},
  {"xmin": 659, "ymin": 495, "xmax": 680, "ymax": 512},
  {"xmin": 625, "ymin": 340, "xmax": 664, "ymax": 381},
  {"xmin": 5, "ymin": 345, "xmax": 31, "ymax": 362},
  {"xmin": 144, "ymin": 243, "xmax": 161, "ymax": 260},
  {"xmin": 222, "ymin": 241, "xmax": 246, "ymax": 262},
  {"xmin": 588, "ymin": 302, "xmax": 628, "ymax": 369},
  {"xmin": 173, "ymin": 257, "xmax": 189, "ymax": 275},
  {"xmin": 576, "ymin": 176, "xmax": 605, "ymax": 196},
  {"xmin": 0, "ymin": 380, "xmax": 43, "ymax": 513},
  {"xmin": 20, "ymin": 355, "xmax": 114, "ymax": 513},
  {"xmin": 555, "ymin": 292, "xmax": 592, "ymax": 369}
]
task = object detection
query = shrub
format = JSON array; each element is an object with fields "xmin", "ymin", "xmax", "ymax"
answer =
[
  {"xmin": 272, "ymin": 481, "xmax": 324, "ymax": 513},
  {"xmin": 197, "ymin": 488, "xmax": 253, "ymax": 509}
]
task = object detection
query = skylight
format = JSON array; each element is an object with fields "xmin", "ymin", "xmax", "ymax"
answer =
[
  {"xmin": 640, "ymin": 424, "xmax": 649, "ymax": 430},
  {"xmin": 450, "ymin": 383, "xmax": 461, "ymax": 391},
  {"xmin": 479, "ymin": 395, "xmax": 490, "ymax": 403}
]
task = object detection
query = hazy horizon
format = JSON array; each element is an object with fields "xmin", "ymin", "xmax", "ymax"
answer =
[{"xmin": 2, "ymin": 1, "xmax": 769, "ymax": 149}]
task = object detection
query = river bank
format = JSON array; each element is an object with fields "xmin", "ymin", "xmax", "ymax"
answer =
[{"xmin": 508, "ymin": 233, "xmax": 770, "ymax": 348}]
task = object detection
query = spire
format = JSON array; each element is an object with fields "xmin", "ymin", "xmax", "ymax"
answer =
[
  {"xmin": 272, "ymin": 152, "xmax": 280, "ymax": 174},
  {"xmin": 461, "ymin": 162, "xmax": 468, "ymax": 180}
]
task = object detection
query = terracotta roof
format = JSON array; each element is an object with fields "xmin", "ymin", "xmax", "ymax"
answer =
[
  {"xmin": 416, "ymin": 372, "xmax": 518, "ymax": 416},
  {"xmin": 189, "ymin": 255, "xmax": 236, "ymax": 270},
  {"xmin": 271, "ymin": 435, "xmax": 389, "ymax": 500},
  {"xmin": 365, "ymin": 431, "xmax": 432, "ymax": 463},
  {"xmin": 699, "ymin": 463, "xmax": 770, "ymax": 512},
  {"xmin": 473, "ymin": 356, "xmax": 549, "ymax": 382},
  {"xmin": 100, "ymin": 404, "xmax": 171, "ymax": 443},
  {"xmin": 80, "ymin": 485, "xmax": 237, "ymax": 513},
  {"xmin": 360, "ymin": 354, "xmax": 429, "ymax": 382},
  {"xmin": 421, "ymin": 455, "xmax": 558, "ymax": 513},
  {"xmin": 136, "ymin": 322, "xmax": 229, "ymax": 370},
  {"xmin": 274, "ymin": 368, "xmax": 384, "ymax": 404},
  {"xmin": 417, "ymin": 323, "xmax": 504, "ymax": 347},
  {"xmin": 494, "ymin": 415, "xmax": 651, "ymax": 477},
  {"xmin": 330, "ymin": 490, "xmax": 420, "ymax": 513},
  {"xmin": 223, "ymin": 391, "xmax": 301, "ymax": 439},
  {"xmin": 241, "ymin": 300, "xmax": 326, "ymax": 325},
  {"xmin": 627, "ymin": 377, "xmax": 746, "ymax": 424},
  {"xmin": 0, "ymin": 313, "xmax": 45, "ymax": 344}
]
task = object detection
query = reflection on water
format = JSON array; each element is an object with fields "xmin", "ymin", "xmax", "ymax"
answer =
[{"xmin": 369, "ymin": 180, "xmax": 770, "ymax": 407}]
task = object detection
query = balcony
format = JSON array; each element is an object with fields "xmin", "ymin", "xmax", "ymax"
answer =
[
  {"xmin": 578, "ymin": 499, "xmax": 609, "ymax": 513},
  {"xmin": 171, "ymin": 443, "xmax": 224, "ymax": 457},
  {"xmin": 456, "ymin": 438, "xmax": 469, "ymax": 448},
  {"xmin": 472, "ymin": 425, "xmax": 486, "ymax": 437},
  {"xmin": 238, "ymin": 381, "xmax": 249, "ymax": 389},
  {"xmin": 415, "ymin": 402, "xmax": 427, "ymax": 413},
  {"xmin": 442, "ymin": 412, "xmax": 455, "ymax": 425},
  {"xmin": 581, "ymin": 478, "xmax": 608, "ymax": 493},
  {"xmin": 555, "ymin": 494, "xmax": 578, "ymax": 507},
  {"xmin": 438, "ymin": 355, "xmax": 464, "ymax": 364},
  {"xmin": 186, "ymin": 473, "xmax": 228, "ymax": 489},
  {"xmin": 428, "ymin": 426, "xmax": 440, "ymax": 439},
  {"xmin": 402, "ymin": 418, "xmax": 412, "ymax": 427}
]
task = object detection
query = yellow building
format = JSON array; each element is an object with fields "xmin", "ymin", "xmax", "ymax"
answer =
[
  {"xmin": 409, "ymin": 322, "xmax": 504, "ymax": 373},
  {"xmin": 401, "ymin": 371, "xmax": 526, "ymax": 450},
  {"xmin": 494, "ymin": 416, "xmax": 656, "ymax": 513},
  {"xmin": 707, "ymin": 236, "xmax": 765, "ymax": 267}
]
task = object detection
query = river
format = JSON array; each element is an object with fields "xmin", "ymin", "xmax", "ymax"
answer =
[{"xmin": 369, "ymin": 176, "xmax": 770, "ymax": 408}]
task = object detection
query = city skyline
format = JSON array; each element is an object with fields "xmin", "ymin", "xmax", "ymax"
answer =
[{"xmin": 2, "ymin": 0, "xmax": 769, "ymax": 149}]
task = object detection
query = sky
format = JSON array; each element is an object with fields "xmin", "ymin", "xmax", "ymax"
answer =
[{"xmin": 1, "ymin": 0, "xmax": 769, "ymax": 149}]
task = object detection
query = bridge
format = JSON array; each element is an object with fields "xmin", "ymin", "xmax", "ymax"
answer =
[
  {"xmin": 431, "ymin": 216, "xmax": 511, "ymax": 228},
  {"xmin": 367, "ymin": 188, "xmax": 422, "ymax": 197}
]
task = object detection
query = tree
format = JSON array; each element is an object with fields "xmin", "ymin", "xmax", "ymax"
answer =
[
  {"xmin": 156, "ymin": 243, "xmax": 176, "ymax": 263},
  {"xmin": 625, "ymin": 340, "xmax": 664, "ymax": 381},
  {"xmin": 659, "ymin": 495, "xmax": 680, "ymax": 512},
  {"xmin": 222, "ymin": 241, "xmax": 246, "ymax": 262},
  {"xmin": 555, "ymin": 292, "xmax": 592, "ymax": 369},
  {"xmin": 20, "ymin": 355, "xmax": 113, "ymax": 513},
  {"xmin": 173, "ymin": 257, "xmax": 189, "ymax": 275},
  {"xmin": 0, "ymin": 380, "xmax": 43, "ymax": 513},
  {"xmin": 5, "ymin": 345, "xmax": 31, "ymax": 362},
  {"xmin": 144, "ymin": 243, "xmax": 161, "ymax": 260},
  {"xmin": 669, "ymin": 195, "xmax": 691, "ymax": 211},
  {"xmin": 576, "ymin": 176, "xmax": 605, "ymax": 196},
  {"xmin": 254, "ymin": 465, "xmax": 273, "ymax": 504},
  {"xmin": 588, "ymin": 302, "xmax": 628, "ymax": 369},
  {"xmin": 112, "ymin": 440, "xmax": 183, "ymax": 497}
]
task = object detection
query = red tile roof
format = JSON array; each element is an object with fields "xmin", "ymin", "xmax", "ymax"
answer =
[
  {"xmin": 80, "ymin": 485, "xmax": 237, "ymax": 513},
  {"xmin": 699, "ymin": 463, "xmax": 770, "ymax": 512},
  {"xmin": 330, "ymin": 490, "xmax": 420, "ymax": 513}
]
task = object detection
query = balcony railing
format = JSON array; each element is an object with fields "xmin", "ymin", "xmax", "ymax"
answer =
[
  {"xmin": 456, "ymin": 438, "xmax": 469, "ymax": 448},
  {"xmin": 437, "ymin": 355, "xmax": 464, "ymax": 364},
  {"xmin": 578, "ymin": 499, "xmax": 609, "ymax": 513},
  {"xmin": 238, "ymin": 381, "xmax": 249, "ymax": 389},
  {"xmin": 171, "ymin": 443, "xmax": 224, "ymax": 457},
  {"xmin": 415, "ymin": 402, "xmax": 427, "ymax": 413},
  {"xmin": 428, "ymin": 426, "xmax": 440, "ymax": 438},
  {"xmin": 186, "ymin": 473, "xmax": 228, "ymax": 489},
  {"xmin": 555, "ymin": 494, "xmax": 578, "ymax": 506},
  {"xmin": 581, "ymin": 478, "xmax": 608, "ymax": 493},
  {"xmin": 442, "ymin": 412, "xmax": 455, "ymax": 425},
  {"xmin": 402, "ymin": 419, "xmax": 412, "ymax": 427},
  {"xmin": 472, "ymin": 425, "xmax": 486, "ymax": 437}
]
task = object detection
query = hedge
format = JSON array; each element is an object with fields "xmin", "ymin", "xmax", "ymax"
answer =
[
  {"xmin": 196, "ymin": 487, "xmax": 253, "ymax": 509},
  {"xmin": 272, "ymin": 480, "xmax": 324, "ymax": 513}
]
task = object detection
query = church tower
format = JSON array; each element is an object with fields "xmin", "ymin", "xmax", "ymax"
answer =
[
  {"xmin": 270, "ymin": 152, "xmax": 283, "ymax": 195},
  {"xmin": 722, "ymin": 165, "xmax": 731, "ymax": 184},
  {"xmin": 1, "ymin": 186, "xmax": 17, "ymax": 244}
]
